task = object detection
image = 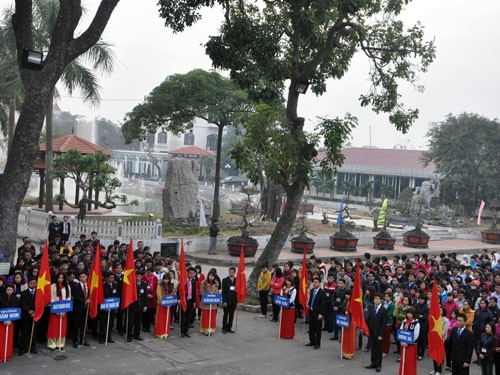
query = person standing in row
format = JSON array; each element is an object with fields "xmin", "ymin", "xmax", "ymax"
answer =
[
  {"xmin": 398, "ymin": 306, "xmax": 420, "ymax": 375},
  {"xmin": 200, "ymin": 271, "xmax": 219, "ymax": 336},
  {"xmin": 257, "ymin": 263, "xmax": 271, "ymax": 318},
  {"xmin": 0, "ymin": 284, "xmax": 18, "ymax": 361},
  {"xmin": 280, "ymin": 277, "xmax": 296, "ymax": 339},
  {"xmin": 222, "ymin": 267, "xmax": 237, "ymax": 334},
  {"xmin": 155, "ymin": 273, "xmax": 173, "ymax": 340},
  {"xmin": 181, "ymin": 267, "xmax": 197, "ymax": 338},
  {"xmin": 306, "ymin": 277, "xmax": 326, "ymax": 349},
  {"xmin": 366, "ymin": 293, "xmax": 388, "ymax": 373},
  {"xmin": 70, "ymin": 272, "xmax": 89, "ymax": 348},
  {"xmin": 128, "ymin": 271, "xmax": 147, "ymax": 342},
  {"xmin": 476, "ymin": 322, "xmax": 497, "ymax": 375},
  {"xmin": 450, "ymin": 313, "xmax": 475, "ymax": 375},
  {"xmin": 99, "ymin": 272, "xmax": 118, "ymax": 344},
  {"xmin": 47, "ymin": 273, "xmax": 71, "ymax": 351},
  {"xmin": 19, "ymin": 277, "xmax": 38, "ymax": 356},
  {"xmin": 270, "ymin": 267, "xmax": 284, "ymax": 322}
]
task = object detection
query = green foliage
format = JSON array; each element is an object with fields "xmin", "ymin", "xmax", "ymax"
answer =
[
  {"xmin": 397, "ymin": 186, "xmax": 414, "ymax": 214},
  {"xmin": 423, "ymin": 113, "xmax": 500, "ymax": 216}
]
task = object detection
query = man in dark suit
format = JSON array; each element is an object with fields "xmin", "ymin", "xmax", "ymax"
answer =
[
  {"xmin": 366, "ymin": 293, "xmax": 388, "ymax": 372},
  {"xmin": 60, "ymin": 215, "xmax": 71, "ymax": 243},
  {"xmin": 99, "ymin": 272, "xmax": 118, "ymax": 344},
  {"xmin": 306, "ymin": 277, "xmax": 327, "ymax": 349},
  {"xmin": 127, "ymin": 271, "xmax": 148, "ymax": 342},
  {"xmin": 221, "ymin": 266, "xmax": 238, "ymax": 334},
  {"xmin": 19, "ymin": 277, "xmax": 38, "ymax": 355},
  {"xmin": 71, "ymin": 272, "xmax": 90, "ymax": 348},
  {"xmin": 48, "ymin": 215, "xmax": 61, "ymax": 241},
  {"xmin": 450, "ymin": 313, "xmax": 475, "ymax": 375},
  {"xmin": 181, "ymin": 267, "xmax": 197, "ymax": 337}
]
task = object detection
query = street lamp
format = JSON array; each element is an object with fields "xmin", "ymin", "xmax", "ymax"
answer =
[
  {"xmin": 22, "ymin": 49, "xmax": 44, "ymax": 71},
  {"xmin": 295, "ymin": 80, "xmax": 309, "ymax": 94}
]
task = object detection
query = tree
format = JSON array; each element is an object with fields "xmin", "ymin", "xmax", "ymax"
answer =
[
  {"xmin": 122, "ymin": 69, "xmax": 251, "ymax": 222},
  {"xmin": 397, "ymin": 186, "xmax": 414, "ymax": 214},
  {"xmin": 53, "ymin": 150, "xmax": 136, "ymax": 220},
  {"xmin": 0, "ymin": 0, "xmax": 120, "ymax": 262},
  {"xmin": 423, "ymin": 113, "xmax": 500, "ymax": 217},
  {"xmin": 157, "ymin": 0, "xmax": 435, "ymax": 293}
]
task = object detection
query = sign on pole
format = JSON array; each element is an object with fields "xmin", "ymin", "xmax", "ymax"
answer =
[
  {"xmin": 336, "ymin": 314, "xmax": 351, "ymax": 328},
  {"xmin": 397, "ymin": 329, "xmax": 415, "ymax": 344},
  {"xmin": 100, "ymin": 297, "xmax": 121, "ymax": 311},
  {"xmin": 0, "ymin": 308, "xmax": 22, "ymax": 322},
  {"xmin": 201, "ymin": 293, "xmax": 222, "ymax": 305},
  {"xmin": 51, "ymin": 300, "xmax": 74, "ymax": 314},
  {"xmin": 161, "ymin": 295, "xmax": 178, "ymax": 308},
  {"xmin": 273, "ymin": 295, "xmax": 290, "ymax": 308}
]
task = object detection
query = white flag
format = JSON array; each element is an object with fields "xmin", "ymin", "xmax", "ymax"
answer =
[
  {"xmin": 477, "ymin": 200, "xmax": 486, "ymax": 225},
  {"xmin": 199, "ymin": 196, "xmax": 208, "ymax": 227}
]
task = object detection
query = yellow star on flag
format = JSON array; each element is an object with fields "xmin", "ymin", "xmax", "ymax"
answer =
[
  {"xmin": 90, "ymin": 270, "xmax": 99, "ymax": 291},
  {"xmin": 430, "ymin": 315, "xmax": 443, "ymax": 339},
  {"xmin": 123, "ymin": 268, "xmax": 134, "ymax": 285},
  {"xmin": 36, "ymin": 271, "xmax": 51, "ymax": 293}
]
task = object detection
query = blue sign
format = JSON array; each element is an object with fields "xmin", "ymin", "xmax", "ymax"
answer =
[
  {"xmin": 161, "ymin": 295, "xmax": 178, "ymax": 307},
  {"xmin": 100, "ymin": 297, "xmax": 120, "ymax": 311},
  {"xmin": 397, "ymin": 329, "xmax": 414, "ymax": 344},
  {"xmin": 336, "ymin": 314, "xmax": 351, "ymax": 328},
  {"xmin": 273, "ymin": 295, "xmax": 290, "ymax": 308},
  {"xmin": 202, "ymin": 293, "xmax": 222, "ymax": 305},
  {"xmin": 51, "ymin": 300, "xmax": 73, "ymax": 314},
  {"xmin": 0, "ymin": 307, "xmax": 21, "ymax": 322}
]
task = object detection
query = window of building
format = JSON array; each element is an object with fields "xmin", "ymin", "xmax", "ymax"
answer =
[
  {"xmin": 206, "ymin": 134, "xmax": 218, "ymax": 151},
  {"xmin": 146, "ymin": 132, "xmax": 155, "ymax": 146},
  {"xmin": 158, "ymin": 132, "xmax": 167, "ymax": 144},
  {"xmin": 184, "ymin": 133, "xmax": 195, "ymax": 145}
]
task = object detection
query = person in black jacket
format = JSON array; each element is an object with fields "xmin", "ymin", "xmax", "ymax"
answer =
[
  {"xmin": 415, "ymin": 295, "xmax": 429, "ymax": 360},
  {"xmin": 221, "ymin": 267, "xmax": 238, "ymax": 334},
  {"xmin": 306, "ymin": 277, "xmax": 327, "ymax": 349},
  {"xmin": 366, "ymin": 293, "xmax": 388, "ymax": 372},
  {"xmin": 450, "ymin": 313, "xmax": 475, "ymax": 375},
  {"xmin": 99, "ymin": 272, "xmax": 118, "ymax": 344},
  {"xmin": 71, "ymin": 272, "xmax": 90, "ymax": 348},
  {"xmin": 19, "ymin": 277, "xmax": 38, "ymax": 355},
  {"xmin": 181, "ymin": 267, "xmax": 197, "ymax": 337},
  {"xmin": 127, "ymin": 271, "xmax": 148, "ymax": 342}
]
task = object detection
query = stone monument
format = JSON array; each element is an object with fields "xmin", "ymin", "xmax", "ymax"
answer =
[{"xmin": 163, "ymin": 159, "xmax": 199, "ymax": 222}]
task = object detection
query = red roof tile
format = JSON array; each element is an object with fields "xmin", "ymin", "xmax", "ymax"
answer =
[
  {"xmin": 39, "ymin": 135, "xmax": 111, "ymax": 156},
  {"xmin": 317, "ymin": 147, "xmax": 430, "ymax": 169},
  {"xmin": 169, "ymin": 146, "xmax": 215, "ymax": 157}
]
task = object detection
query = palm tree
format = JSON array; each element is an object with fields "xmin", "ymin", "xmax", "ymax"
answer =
[{"xmin": 0, "ymin": 0, "xmax": 115, "ymax": 211}]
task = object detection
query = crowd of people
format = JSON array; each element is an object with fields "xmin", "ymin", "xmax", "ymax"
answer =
[{"xmin": 2, "ymin": 222, "xmax": 500, "ymax": 375}]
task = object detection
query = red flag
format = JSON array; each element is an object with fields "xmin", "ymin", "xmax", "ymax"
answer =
[
  {"xmin": 348, "ymin": 262, "xmax": 370, "ymax": 336},
  {"xmin": 178, "ymin": 239, "xmax": 187, "ymax": 312},
  {"xmin": 34, "ymin": 240, "xmax": 51, "ymax": 322},
  {"xmin": 121, "ymin": 238, "xmax": 137, "ymax": 309},
  {"xmin": 88, "ymin": 243, "xmax": 104, "ymax": 318},
  {"xmin": 235, "ymin": 242, "xmax": 247, "ymax": 303},
  {"xmin": 298, "ymin": 245, "xmax": 309, "ymax": 317},
  {"xmin": 428, "ymin": 278, "xmax": 446, "ymax": 365}
]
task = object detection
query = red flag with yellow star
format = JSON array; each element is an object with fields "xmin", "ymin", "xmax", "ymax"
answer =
[
  {"xmin": 88, "ymin": 243, "xmax": 104, "ymax": 318},
  {"xmin": 298, "ymin": 245, "xmax": 309, "ymax": 317},
  {"xmin": 34, "ymin": 240, "xmax": 51, "ymax": 322},
  {"xmin": 121, "ymin": 238, "xmax": 137, "ymax": 310},
  {"xmin": 428, "ymin": 278, "xmax": 445, "ymax": 365},
  {"xmin": 235, "ymin": 241, "xmax": 247, "ymax": 304},
  {"xmin": 348, "ymin": 262, "xmax": 369, "ymax": 336},
  {"xmin": 178, "ymin": 239, "xmax": 188, "ymax": 312}
]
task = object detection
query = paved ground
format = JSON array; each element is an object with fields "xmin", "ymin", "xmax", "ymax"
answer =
[{"xmin": 2, "ymin": 309, "xmax": 482, "ymax": 374}]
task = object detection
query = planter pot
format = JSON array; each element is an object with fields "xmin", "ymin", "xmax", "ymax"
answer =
[
  {"xmin": 299, "ymin": 203, "xmax": 315, "ymax": 214},
  {"xmin": 290, "ymin": 239, "xmax": 315, "ymax": 254},
  {"xmin": 373, "ymin": 236, "xmax": 396, "ymax": 250},
  {"xmin": 402, "ymin": 234, "xmax": 430, "ymax": 248},
  {"xmin": 227, "ymin": 241, "xmax": 259, "ymax": 257},
  {"xmin": 481, "ymin": 231, "xmax": 500, "ymax": 244},
  {"xmin": 329, "ymin": 235, "xmax": 358, "ymax": 252},
  {"xmin": 321, "ymin": 219, "xmax": 329, "ymax": 225}
]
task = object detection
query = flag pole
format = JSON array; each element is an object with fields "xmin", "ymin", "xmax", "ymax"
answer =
[
  {"xmin": 208, "ymin": 304, "xmax": 212, "ymax": 336},
  {"xmin": 82, "ymin": 303, "xmax": 90, "ymax": 345},
  {"xmin": 302, "ymin": 314, "xmax": 306, "ymax": 345},
  {"xmin": 58, "ymin": 314, "xmax": 63, "ymax": 351},
  {"xmin": 278, "ymin": 306, "xmax": 282, "ymax": 339},
  {"xmin": 166, "ymin": 307, "xmax": 170, "ymax": 340},
  {"xmin": 179, "ymin": 307, "xmax": 182, "ymax": 336},
  {"xmin": 125, "ymin": 307, "xmax": 129, "ymax": 340},
  {"xmin": 235, "ymin": 305, "xmax": 239, "ymax": 333},
  {"xmin": 359, "ymin": 328, "xmax": 364, "ymax": 367},
  {"xmin": 4, "ymin": 325, "xmax": 9, "ymax": 362},
  {"xmin": 27, "ymin": 320, "xmax": 35, "ymax": 357},
  {"xmin": 340, "ymin": 326, "xmax": 344, "ymax": 360},
  {"xmin": 402, "ymin": 346, "xmax": 406, "ymax": 375},
  {"xmin": 105, "ymin": 310, "xmax": 111, "ymax": 347}
]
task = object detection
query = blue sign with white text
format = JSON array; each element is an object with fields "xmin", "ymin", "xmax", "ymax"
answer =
[
  {"xmin": 202, "ymin": 293, "xmax": 222, "ymax": 305},
  {"xmin": 161, "ymin": 295, "xmax": 178, "ymax": 307},
  {"xmin": 0, "ymin": 307, "xmax": 21, "ymax": 322},
  {"xmin": 100, "ymin": 297, "xmax": 120, "ymax": 311},
  {"xmin": 51, "ymin": 300, "xmax": 73, "ymax": 313},
  {"xmin": 273, "ymin": 295, "xmax": 290, "ymax": 308},
  {"xmin": 397, "ymin": 329, "xmax": 414, "ymax": 344},
  {"xmin": 336, "ymin": 314, "xmax": 351, "ymax": 328}
]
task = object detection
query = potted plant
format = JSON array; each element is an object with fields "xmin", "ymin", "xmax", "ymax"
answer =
[
  {"xmin": 481, "ymin": 214, "xmax": 500, "ymax": 244},
  {"xmin": 373, "ymin": 199, "xmax": 396, "ymax": 249},
  {"xmin": 403, "ymin": 221, "xmax": 430, "ymax": 248},
  {"xmin": 321, "ymin": 212, "xmax": 329, "ymax": 225},
  {"xmin": 227, "ymin": 191, "xmax": 259, "ymax": 257},
  {"xmin": 329, "ymin": 222, "xmax": 358, "ymax": 252},
  {"xmin": 290, "ymin": 213, "xmax": 315, "ymax": 254}
]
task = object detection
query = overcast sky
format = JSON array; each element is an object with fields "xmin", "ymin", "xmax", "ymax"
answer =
[{"xmin": 3, "ymin": 0, "xmax": 500, "ymax": 150}]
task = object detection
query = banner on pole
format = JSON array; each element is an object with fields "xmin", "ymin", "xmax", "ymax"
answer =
[
  {"xmin": 51, "ymin": 300, "xmax": 73, "ymax": 314},
  {"xmin": 202, "ymin": 293, "xmax": 222, "ymax": 305},
  {"xmin": 100, "ymin": 297, "xmax": 120, "ymax": 311},
  {"xmin": 0, "ymin": 307, "xmax": 21, "ymax": 322},
  {"xmin": 397, "ymin": 329, "xmax": 414, "ymax": 344},
  {"xmin": 161, "ymin": 295, "xmax": 178, "ymax": 307},
  {"xmin": 273, "ymin": 295, "xmax": 290, "ymax": 308},
  {"xmin": 336, "ymin": 314, "xmax": 351, "ymax": 328}
]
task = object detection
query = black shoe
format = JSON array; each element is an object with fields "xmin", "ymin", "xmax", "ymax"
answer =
[
  {"xmin": 321, "ymin": 328, "xmax": 329, "ymax": 331},
  {"xmin": 73, "ymin": 342, "xmax": 78, "ymax": 348},
  {"xmin": 82, "ymin": 341, "xmax": 90, "ymax": 347},
  {"xmin": 376, "ymin": 367, "xmax": 381, "ymax": 372},
  {"xmin": 227, "ymin": 329, "xmax": 235, "ymax": 333},
  {"xmin": 127, "ymin": 337, "xmax": 132, "ymax": 342},
  {"xmin": 108, "ymin": 339, "xmax": 116, "ymax": 344},
  {"xmin": 181, "ymin": 334, "xmax": 185, "ymax": 338},
  {"xmin": 393, "ymin": 350, "xmax": 400, "ymax": 354},
  {"xmin": 184, "ymin": 333, "xmax": 191, "ymax": 338},
  {"xmin": 99, "ymin": 340, "xmax": 105, "ymax": 344},
  {"xmin": 365, "ymin": 365, "xmax": 376, "ymax": 369},
  {"xmin": 31, "ymin": 348, "xmax": 38, "ymax": 354},
  {"xmin": 305, "ymin": 343, "xmax": 315, "ymax": 347},
  {"xmin": 314, "ymin": 345, "xmax": 320, "ymax": 349},
  {"xmin": 134, "ymin": 336, "xmax": 144, "ymax": 341},
  {"xmin": 222, "ymin": 330, "xmax": 227, "ymax": 334}
]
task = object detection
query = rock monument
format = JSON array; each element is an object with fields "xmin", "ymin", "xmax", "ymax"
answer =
[{"xmin": 163, "ymin": 159, "xmax": 199, "ymax": 222}]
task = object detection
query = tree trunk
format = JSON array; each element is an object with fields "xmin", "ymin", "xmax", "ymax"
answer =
[
  {"xmin": 211, "ymin": 124, "xmax": 224, "ymax": 222},
  {"xmin": 45, "ymin": 94, "xmax": 54, "ymax": 212},
  {"xmin": 247, "ymin": 180, "xmax": 305, "ymax": 295},
  {"xmin": 7, "ymin": 97, "xmax": 16, "ymax": 152}
]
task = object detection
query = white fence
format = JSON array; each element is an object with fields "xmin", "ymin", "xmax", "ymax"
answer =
[{"xmin": 17, "ymin": 208, "xmax": 162, "ymax": 247}]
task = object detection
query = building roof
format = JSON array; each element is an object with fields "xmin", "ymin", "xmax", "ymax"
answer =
[
  {"xmin": 317, "ymin": 147, "xmax": 430, "ymax": 169},
  {"xmin": 169, "ymin": 145, "xmax": 215, "ymax": 157},
  {"xmin": 39, "ymin": 135, "xmax": 112, "ymax": 156}
]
